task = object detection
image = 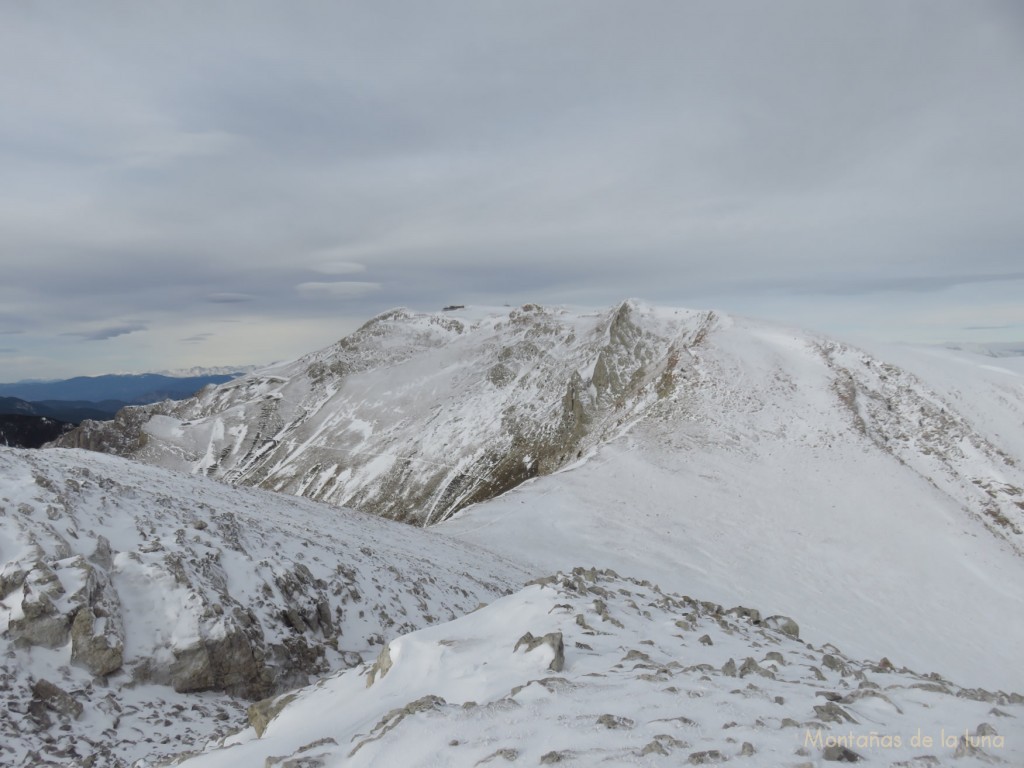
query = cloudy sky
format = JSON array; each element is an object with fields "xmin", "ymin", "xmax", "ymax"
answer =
[{"xmin": 2, "ymin": 1, "xmax": 1023, "ymax": 380}]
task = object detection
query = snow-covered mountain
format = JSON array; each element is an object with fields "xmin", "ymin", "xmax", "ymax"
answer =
[
  {"xmin": 0, "ymin": 447, "xmax": 527, "ymax": 766},
  {"xmin": 19, "ymin": 301, "xmax": 1024, "ymax": 764},
  {"xmin": 54, "ymin": 302, "xmax": 1024, "ymax": 548}
]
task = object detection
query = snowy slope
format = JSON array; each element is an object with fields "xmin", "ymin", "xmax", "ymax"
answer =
[
  {"xmin": 170, "ymin": 569, "xmax": 1024, "ymax": 767},
  {"xmin": 858, "ymin": 342, "xmax": 1024, "ymax": 468},
  {"xmin": 440, "ymin": 315, "xmax": 1024, "ymax": 693},
  {"xmin": 0, "ymin": 447, "xmax": 527, "ymax": 767}
]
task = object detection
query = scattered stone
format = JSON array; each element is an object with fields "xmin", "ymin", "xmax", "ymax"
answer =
[
  {"xmin": 476, "ymin": 748, "xmax": 520, "ymax": 764},
  {"xmin": 813, "ymin": 701, "xmax": 858, "ymax": 724},
  {"xmin": 739, "ymin": 657, "xmax": 774, "ymax": 679},
  {"xmin": 763, "ymin": 615, "xmax": 799, "ymax": 638},
  {"xmin": 728, "ymin": 606, "xmax": 762, "ymax": 624},
  {"xmin": 873, "ymin": 656, "xmax": 895, "ymax": 672},
  {"xmin": 688, "ymin": 749, "xmax": 725, "ymax": 764},
  {"xmin": 32, "ymin": 679, "xmax": 83, "ymax": 720},
  {"xmin": 640, "ymin": 740, "xmax": 669, "ymax": 756},
  {"xmin": 596, "ymin": 714, "xmax": 634, "ymax": 729},
  {"xmin": 821, "ymin": 654, "xmax": 847, "ymax": 674},
  {"xmin": 247, "ymin": 693, "xmax": 298, "ymax": 738},
  {"xmin": 70, "ymin": 606, "xmax": 124, "ymax": 677},
  {"xmin": 822, "ymin": 744, "xmax": 862, "ymax": 762},
  {"xmin": 721, "ymin": 658, "xmax": 737, "ymax": 677},
  {"xmin": 698, "ymin": 634, "xmax": 713, "ymax": 646},
  {"xmin": 513, "ymin": 632, "xmax": 565, "ymax": 672},
  {"xmin": 365, "ymin": 644, "xmax": 393, "ymax": 687},
  {"xmin": 740, "ymin": 742, "xmax": 755, "ymax": 756},
  {"xmin": 539, "ymin": 750, "xmax": 571, "ymax": 763}
]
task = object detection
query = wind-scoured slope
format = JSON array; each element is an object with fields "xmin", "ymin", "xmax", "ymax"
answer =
[
  {"xmin": 0, "ymin": 447, "xmax": 526, "ymax": 767},
  {"xmin": 173, "ymin": 569, "xmax": 1023, "ymax": 767}
]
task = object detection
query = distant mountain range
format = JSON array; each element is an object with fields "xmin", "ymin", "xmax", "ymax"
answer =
[
  {"xmin": 0, "ymin": 395, "xmax": 127, "ymax": 423},
  {"xmin": 0, "ymin": 372, "xmax": 240, "ymax": 404},
  {"xmin": 0, "ymin": 372, "xmax": 247, "ymax": 447}
]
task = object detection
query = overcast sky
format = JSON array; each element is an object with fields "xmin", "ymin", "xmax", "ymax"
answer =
[{"xmin": 2, "ymin": 1, "xmax": 1023, "ymax": 380}]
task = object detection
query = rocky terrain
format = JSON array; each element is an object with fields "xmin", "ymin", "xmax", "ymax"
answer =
[
  {"xmin": 170, "ymin": 568, "xmax": 1024, "ymax": 767},
  {"xmin": 0, "ymin": 447, "xmax": 527, "ymax": 766}
]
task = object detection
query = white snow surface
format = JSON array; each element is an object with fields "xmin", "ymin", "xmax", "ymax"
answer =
[
  {"xmin": 443, "ymin": 315, "xmax": 1024, "ymax": 694},
  {"xmin": 175, "ymin": 569, "xmax": 1024, "ymax": 768}
]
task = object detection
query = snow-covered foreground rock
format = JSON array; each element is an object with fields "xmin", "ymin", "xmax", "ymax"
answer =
[
  {"xmin": 0, "ymin": 447, "xmax": 527, "ymax": 767},
  {"xmin": 173, "ymin": 568, "xmax": 1023, "ymax": 767}
]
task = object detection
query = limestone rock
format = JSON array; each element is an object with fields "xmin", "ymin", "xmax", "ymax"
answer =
[
  {"xmin": 8, "ymin": 560, "xmax": 69, "ymax": 648},
  {"xmin": 366, "ymin": 643, "xmax": 394, "ymax": 688},
  {"xmin": 513, "ymin": 631, "xmax": 565, "ymax": 672},
  {"xmin": 763, "ymin": 615, "xmax": 799, "ymax": 638},
  {"xmin": 822, "ymin": 744, "xmax": 862, "ymax": 762},
  {"xmin": 32, "ymin": 679, "xmax": 83, "ymax": 720},
  {"xmin": 70, "ymin": 606, "xmax": 124, "ymax": 677},
  {"xmin": 248, "ymin": 692, "xmax": 299, "ymax": 738}
]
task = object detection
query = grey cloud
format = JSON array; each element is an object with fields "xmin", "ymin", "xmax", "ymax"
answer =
[
  {"xmin": 295, "ymin": 282, "xmax": 381, "ymax": 299},
  {"xmin": 963, "ymin": 324, "xmax": 1024, "ymax": 331},
  {"xmin": 181, "ymin": 333, "xmax": 214, "ymax": 343},
  {"xmin": 206, "ymin": 293, "xmax": 255, "ymax": 303},
  {"xmin": 2, "ymin": 2, "xmax": 1023, "ymax": 377},
  {"xmin": 800, "ymin": 272, "xmax": 1024, "ymax": 297},
  {"xmin": 62, "ymin": 324, "xmax": 147, "ymax": 341}
]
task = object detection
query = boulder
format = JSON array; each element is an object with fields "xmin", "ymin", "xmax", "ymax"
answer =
[
  {"xmin": 70, "ymin": 607, "xmax": 124, "ymax": 676},
  {"xmin": 31, "ymin": 679, "xmax": 83, "ymax": 720},
  {"xmin": 513, "ymin": 631, "xmax": 565, "ymax": 672},
  {"xmin": 763, "ymin": 615, "xmax": 800, "ymax": 638}
]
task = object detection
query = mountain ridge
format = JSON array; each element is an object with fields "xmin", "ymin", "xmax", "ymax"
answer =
[{"xmin": 54, "ymin": 301, "xmax": 1024, "ymax": 551}]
